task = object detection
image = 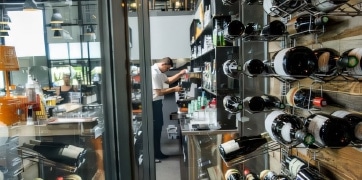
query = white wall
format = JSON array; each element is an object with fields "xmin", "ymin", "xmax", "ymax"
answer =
[{"xmin": 129, "ymin": 15, "xmax": 193, "ymax": 60}]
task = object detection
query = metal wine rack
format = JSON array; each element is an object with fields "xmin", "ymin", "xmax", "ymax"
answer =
[
  {"xmin": 220, "ymin": 141, "xmax": 281, "ymax": 167},
  {"xmin": 18, "ymin": 146, "xmax": 84, "ymax": 173}
]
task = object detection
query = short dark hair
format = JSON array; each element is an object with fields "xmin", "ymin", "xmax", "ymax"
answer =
[{"xmin": 160, "ymin": 57, "xmax": 173, "ymax": 67}]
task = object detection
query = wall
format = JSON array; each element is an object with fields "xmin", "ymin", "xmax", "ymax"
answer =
[{"xmin": 128, "ymin": 11, "xmax": 194, "ymax": 60}]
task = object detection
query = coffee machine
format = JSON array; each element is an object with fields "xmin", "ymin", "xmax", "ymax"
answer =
[{"xmin": 176, "ymin": 74, "xmax": 194, "ymax": 114}]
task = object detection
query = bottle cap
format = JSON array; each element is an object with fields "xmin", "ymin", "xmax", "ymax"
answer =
[{"xmin": 312, "ymin": 97, "xmax": 327, "ymax": 107}]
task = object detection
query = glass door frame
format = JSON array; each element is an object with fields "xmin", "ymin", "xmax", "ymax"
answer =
[{"xmin": 99, "ymin": 0, "xmax": 155, "ymax": 179}]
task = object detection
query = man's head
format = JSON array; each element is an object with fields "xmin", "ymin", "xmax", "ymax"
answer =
[{"xmin": 157, "ymin": 57, "xmax": 174, "ymax": 73}]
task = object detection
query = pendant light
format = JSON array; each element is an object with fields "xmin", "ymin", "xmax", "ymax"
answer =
[
  {"xmin": 0, "ymin": 9, "xmax": 11, "ymax": 24},
  {"xmin": 50, "ymin": 8, "xmax": 63, "ymax": 24},
  {"xmin": 23, "ymin": 0, "xmax": 38, "ymax": 11},
  {"xmin": 51, "ymin": 23, "xmax": 62, "ymax": 30},
  {"xmin": 0, "ymin": 31, "xmax": 9, "ymax": 37},
  {"xmin": 0, "ymin": 24, "xmax": 10, "ymax": 32},
  {"xmin": 84, "ymin": 25, "xmax": 95, "ymax": 35},
  {"xmin": 53, "ymin": 30, "xmax": 62, "ymax": 38}
]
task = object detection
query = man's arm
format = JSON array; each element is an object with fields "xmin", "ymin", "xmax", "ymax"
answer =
[
  {"xmin": 166, "ymin": 69, "xmax": 187, "ymax": 84},
  {"xmin": 154, "ymin": 86, "xmax": 183, "ymax": 97}
]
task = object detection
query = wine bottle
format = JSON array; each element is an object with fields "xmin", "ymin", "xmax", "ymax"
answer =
[
  {"xmin": 286, "ymin": 14, "xmax": 328, "ymax": 35},
  {"xmin": 211, "ymin": 59, "xmax": 217, "ymax": 92},
  {"xmin": 265, "ymin": 111, "xmax": 315, "ymax": 146},
  {"xmin": 243, "ymin": 22, "xmax": 262, "ymax": 36},
  {"xmin": 284, "ymin": 155, "xmax": 308, "ymax": 178},
  {"xmin": 29, "ymin": 139, "xmax": 86, "ymax": 163},
  {"xmin": 244, "ymin": 95, "xmax": 285, "ymax": 112},
  {"xmin": 225, "ymin": 169, "xmax": 242, "ymax": 180},
  {"xmin": 218, "ymin": 132, "xmax": 271, "ymax": 161},
  {"xmin": 331, "ymin": 110, "xmax": 362, "ymax": 143},
  {"xmin": 305, "ymin": 113, "xmax": 352, "ymax": 147},
  {"xmin": 343, "ymin": 48, "xmax": 362, "ymax": 77},
  {"xmin": 313, "ymin": 48, "xmax": 340, "ymax": 76},
  {"xmin": 23, "ymin": 143, "xmax": 83, "ymax": 167},
  {"xmin": 260, "ymin": 20, "xmax": 286, "ymax": 36},
  {"xmin": 338, "ymin": 48, "xmax": 360, "ymax": 69},
  {"xmin": 273, "ymin": 46, "xmax": 318, "ymax": 79},
  {"xmin": 223, "ymin": 20, "xmax": 245, "ymax": 42},
  {"xmin": 245, "ymin": 172, "xmax": 260, "ymax": 180},
  {"xmin": 296, "ymin": 166, "xmax": 330, "ymax": 180},
  {"xmin": 243, "ymin": 59, "xmax": 265, "ymax": 77},
  {"xmin": 286, "ymin": 87, "xmax": 327, "ymax": 109},
  {"xmin": 259, "ymin": 169, "xmax": 290, "ymax": 180}
]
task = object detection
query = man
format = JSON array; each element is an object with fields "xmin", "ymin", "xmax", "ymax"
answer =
[{"xmin": 152, "ymin": 57, "xmax": 187, "ymax": 162}]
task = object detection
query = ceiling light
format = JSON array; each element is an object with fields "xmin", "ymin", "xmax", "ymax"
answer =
[
  {"xmin": 50, "ymin": 8, "xmax": 63, "ymax": 24},
  {"xmin": 23, "ymin": 0, "xmax": 38, "ymax": 11}
]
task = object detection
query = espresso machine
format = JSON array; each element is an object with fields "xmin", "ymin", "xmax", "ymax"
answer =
[{"xmin": 176, "ymin": 73, "xmax": 194, "ymax": 114}]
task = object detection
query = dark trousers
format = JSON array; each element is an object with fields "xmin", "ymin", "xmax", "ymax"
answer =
[{"xmin": 152, "ymin": 100, "xmax": 164, "ymax": 156}]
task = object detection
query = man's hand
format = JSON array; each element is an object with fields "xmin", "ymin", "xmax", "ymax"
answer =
[
  {"xmin": 179, "ymin": 69, "xmax": 187, "ymax": 75},
  {"xmin": 173, "ymin": 86, "xmax": 183, "ymax": 92}
]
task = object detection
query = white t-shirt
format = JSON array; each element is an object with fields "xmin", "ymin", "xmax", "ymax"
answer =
[{"xmin": 151, "ymin": 64, "xmax": 168, "ymax": 101}]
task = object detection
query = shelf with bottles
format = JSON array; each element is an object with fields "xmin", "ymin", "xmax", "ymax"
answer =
[{"xmin": 190, "ymin": 15, "xmax": 232, "ymax": 47}]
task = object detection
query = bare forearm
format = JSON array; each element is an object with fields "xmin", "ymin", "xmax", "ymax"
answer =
[{"xmin": 168, "ymin": 73, "xmax": 183, "ymax": 84}]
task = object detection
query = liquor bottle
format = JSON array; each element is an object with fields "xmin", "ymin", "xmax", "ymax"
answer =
[
  {"xmin": 218, "ymin": 132, "xmax": 272, "ymax": 161},
  {"xmin": 286, "ymin": 14, "xmax": 329, "ymax": 35},
  {"xmin": 225, "ymin": 169, "xmax": 242, "ymax": 180},
  {"xmin": 331, "ymin": 110, "xmax": 362, "ymax": 143},
  {"xmin": 259, "ymin": 170, "xmax": 290, "ymax": 180},
  {"xmin": 304, "ymin": 113, "xmax": 352, "ymax": 147},
  {"xmin": 265, "ymin": 111, "xmax": 315, "ymax": 146},
  {"xmin": 22, "ymin": 143, "xmax": 83, "ymax": 167},
  {"xmin": 286, "ymin": 87, "xmax": 327, "ymax": 109},
  {"xmin": 243, "ymin": 59, "xmax": 265, "ymax": 77},
  {"xmin": 213, "ymin": 19, "xmax": 225, "ymax": 46},
  {"xmin": 244, "ymin": 95, "xmax": 285, "ymax": 112},
  {"xmin": 211, "ymin": 59, "xmax": 217, "ymax": 92},
  {"xmin": 313, "ymin": 48, "xmax": 340, "ymax": 76},
  {"xmin": 26, "ymin": 75, "xmax": 36, "ymax": 104},
  {"xmin": 273, "ymin": 46, "xmax": 318, "ymax": 79}
]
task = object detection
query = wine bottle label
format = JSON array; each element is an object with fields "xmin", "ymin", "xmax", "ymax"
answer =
[
  {"xmin": 331, "ymin": 110, "xmax": 350, "ymax": 118},
  {"xmin": 281, "ymin": 122, "xmax": 292, "ymax": 142},
  {"xmin": 286, "ymin": 17, "xmax": 298, "ymax": 34},
  {"xmin": 307, "ymin": 115, "xmax": 328, "ymax": 146},
  {"xmin": 355, "ymin": 122, "xmax": 362, "ymax": 140},
  {"xmin": 67, "ymin": 145, "xmax": 85, "ymax": 153},
  {"xmin": 289, "ymin": 158, "xmax": 305, "ymax": 177},
  {"xmin": 61, "ymin": 148, "xmax": 80, "ymax": 159},
  {"xmin": 220, "ymin": 140, "xmax": 240, "ymax": 154}
]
